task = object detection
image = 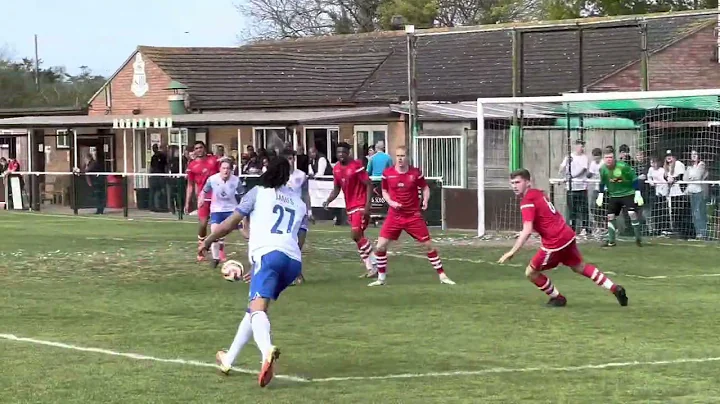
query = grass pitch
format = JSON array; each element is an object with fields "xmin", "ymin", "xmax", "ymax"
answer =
[{"xmin": 2, "ymin": 212, "xmax": 720, "ymax": 403}]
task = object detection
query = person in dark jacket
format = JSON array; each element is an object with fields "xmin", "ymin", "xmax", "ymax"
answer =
[{"xmin": 85, "ymin": 154, "xmax": 105, "ymax": 214}]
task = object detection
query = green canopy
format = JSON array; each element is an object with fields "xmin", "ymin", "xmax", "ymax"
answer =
[
  {"xmin": 554, "ymin": 117, "xmax": 638, "ymax": 129},
  {"xmin": 562, "ymin": 96, "xmax": 720, "ymax": 113}
]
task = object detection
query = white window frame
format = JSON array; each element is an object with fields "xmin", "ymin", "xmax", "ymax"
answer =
[
  {"xmin": 0, "ymin": 129, "xmax": 27, "ymax": 135},
  {"xmin": 169, "ymin": 128, "xmax": 189, "ymax": 146},
  {"xmin": 56, "ymin": 129, "xmax": 73, "ymax": 149},
  {"xmin": 303, "ymin": 125, "xmax": 339, "ymax": 162},
  {"xmin": 253, "ymin": 127, "xmax": 291, "ymax": 149},
  {"xmin": 353, "ymin": 125, "xmax": 388, "ymax": 159}
]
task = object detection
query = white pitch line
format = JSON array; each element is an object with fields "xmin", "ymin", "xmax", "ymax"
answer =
[
  {"xmin": 0, "ymin": 333, "xmax": 308, "ymax": 383},
  {"xmin": 608, "ymin": 272, "xmax": 720, "ymax": 280},
  {"xmin": 2, "ymin": 333, "xmax": 719, "ymax": 384},
  {"xmin": 309, "ymin": 356, "xmax": 720, "ymax": 382}
]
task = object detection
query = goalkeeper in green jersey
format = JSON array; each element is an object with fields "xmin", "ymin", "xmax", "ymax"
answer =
[{"xmin": 596, "ymin": 146, "xmax": 644, "ymax": 247}]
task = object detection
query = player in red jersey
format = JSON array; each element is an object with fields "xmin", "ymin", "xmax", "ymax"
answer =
[
  {"xmin": 369, "ymin": 146, "xmax": 455, "ymax": 286},
  {"xmin": 323, "ymin": 142, "xmax": 377, "ymax": 278},
  {"xmin": 498, "ymin": 168, "xmax": 628, "ymax": 307},
  {"xmin": 185, "ymin": 141, "xmax": 221, "ymax": 261}
]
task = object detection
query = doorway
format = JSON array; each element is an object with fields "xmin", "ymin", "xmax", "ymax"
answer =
[
  {"xmin": 73, "ymin": 135, "xmax": 115, "ymax": 209},
  {"xmin": 73, "ymin": 135, "xmax": 115, "ymax": 172}
]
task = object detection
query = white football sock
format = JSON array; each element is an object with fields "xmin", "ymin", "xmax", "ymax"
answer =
[
  {"xmin": 224, "ymin": 312, "xmax": 253, "ymax": 367},
  {"xmin": 250, "ymin": 311, "xmax": 273, "ymax": 361},
  {"xmin": 363, "ymin": 257, "xmax": 374, "ymax": 270},
  {"xmin": 211, "ymin": 242, "xmax": 220, "ymax": 260}
]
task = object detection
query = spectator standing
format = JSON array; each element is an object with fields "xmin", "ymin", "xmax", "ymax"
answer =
[
  {"xmin": 167, "ymin": 145, "xmax": 187, "ymax": 214},
  {"xmin": 647, "ymin": 157, "xmax": 668, "ymax": 235},
  {"xmin": 559, "ymin": 140, "xmax": 589, "ymax": 236},
  {"xmin": 149, "ymin": 144, "xmax": 168, "ymax": 212},
  {"xmin": 85, "ymin": 154, "xmax": 105, "ymax": 215},
  {"xmin": 686, "ymin": 149, "xmax": 708, "ymax": 239},
  {"xmin": 665, "ymin": 150, "xmax": 691, "ymax": 239},
  {"xmin": 367, "ymin": 141, "xmax": 392, "ymax": 177}
]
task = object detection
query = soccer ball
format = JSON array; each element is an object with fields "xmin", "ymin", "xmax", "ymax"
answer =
[{"xmin": 221, "ymin": 260, "xmax": 245, "ymax": 282}]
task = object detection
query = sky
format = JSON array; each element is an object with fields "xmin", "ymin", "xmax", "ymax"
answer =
[{"xmin": 1, "ymin": 0, "xmax": 246, "ymax": 76}]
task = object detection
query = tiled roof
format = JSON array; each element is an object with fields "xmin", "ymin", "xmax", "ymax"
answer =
[{"xmin": 138, "ymin": 12, "xmax": 715, "ymax": 110}]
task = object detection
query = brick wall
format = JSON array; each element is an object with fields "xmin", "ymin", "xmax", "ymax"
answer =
[
  {"xmin": 590, "ymin": 25, "xmax": 720, "ymax": 91},
  {"xmin": 89, "ymin": 51, "xmax": 173, "ymax": 116}
]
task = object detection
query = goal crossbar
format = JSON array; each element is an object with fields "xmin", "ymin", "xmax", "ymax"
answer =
[{"xmin": 476, "ymin": 89, "xmax": 720, "ymax": 106}]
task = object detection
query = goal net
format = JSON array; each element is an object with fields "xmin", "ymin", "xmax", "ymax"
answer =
[{"xmin": 476, "ymin": 89, "xmax": 720, "ymax": 241}]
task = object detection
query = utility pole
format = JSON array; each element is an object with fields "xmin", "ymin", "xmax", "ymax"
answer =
[
  {"xmin": 405, "ymin": 25, "xmax": 418, "ymax": 160},
  {"xmin": 34, "ymin": 34, "xmax": 40, "ymax": 92}
]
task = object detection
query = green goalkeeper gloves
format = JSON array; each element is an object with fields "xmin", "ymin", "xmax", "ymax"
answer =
[
  {"xmin": 595, "ymin": 193, "xmax": 604, "ymax": 207},
  {"xmin": 634, "ymin": 190, "xmax": 644, "ymax": 206}
]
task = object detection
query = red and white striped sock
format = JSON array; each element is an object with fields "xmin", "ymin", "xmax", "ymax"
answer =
[
  {"xmin": 532, "ymin": 274, "xmax": 561, "ymax": 298},
  {"xmin": 356, "ymin": 237, "xmax": 373, "ymax": 260},
  {"xmin": 581, "ymin": 264, "xmax": 617, "ymax": 292},
  {"xmin": 375, "ymin": 250, "xmax": 388, "ymax": 280},
  {"xmin": 426, "ymin": 249, "xmax": 444, "ymax": 275},
  {"xmin": 356, "ymin": 237, "xmax": 374, "ymax": 270}
]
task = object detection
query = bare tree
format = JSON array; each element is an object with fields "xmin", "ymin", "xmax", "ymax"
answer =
[{"xmin": 235, "ymin": 0, "xmax": 382, "ymax": 41}]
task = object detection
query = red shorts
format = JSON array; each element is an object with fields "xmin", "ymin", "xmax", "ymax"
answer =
[
  {"xmin": 530, "ymin": 240, "xmax": 583, "ymax": 271},
  {"xmin": 380, "ymin": 212, "xmax": 430, "ymax": 242},
  {"xmin": 347, "ymin": 209, "xmax": 369, "ymax": 232},
  {"xmin": 197, "ymin": 201, "xmax": 211, "ymax": 221}
]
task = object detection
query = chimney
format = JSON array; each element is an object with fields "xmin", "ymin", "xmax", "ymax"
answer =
[{"xmin": 165, "ymin": 80, "xmax": 189, "ymax": 115}]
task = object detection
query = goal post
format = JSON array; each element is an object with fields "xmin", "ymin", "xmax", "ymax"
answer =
[{"xmin": 476, "ymin": 88, "xmax": 720, "ymax": 240}]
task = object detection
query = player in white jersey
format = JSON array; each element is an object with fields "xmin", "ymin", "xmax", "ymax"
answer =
[
  {"xmin": 200, "ymin": 156, "xmax": 307, "ymax": 388},
  {"xmin": 198, "ymin": 159, "xmax": 245, "ymax": 268}
]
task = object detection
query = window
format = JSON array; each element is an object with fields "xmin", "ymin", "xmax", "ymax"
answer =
[
  {"xmin": 304, "ymin": 126, "xmax": 339, "ymax": 163},
  {"xmin": 254, "ymin": 127, "xmax": 290, "ymax": 150},
  {"xmin": 169, "ymin": 128, "xmax": 188, "ymax": 146},
  {"xmin": 104, "ymin": 84, "xmax": 112, "ymax": 108},
  {"xmin": 353, "ymin": 125, "xmax": 388, "ymax": 160},
  {"xmin": 56, "ymin": 129, "xmax": 72, "ymax": 149}
]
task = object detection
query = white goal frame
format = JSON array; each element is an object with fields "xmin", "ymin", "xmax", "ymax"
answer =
[{"xmin": 475, "ymin": 88, "xmax": 720, "ymax": 237}]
